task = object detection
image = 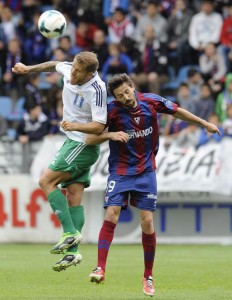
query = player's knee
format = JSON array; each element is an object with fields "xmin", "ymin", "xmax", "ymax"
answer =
[
  {"xmin": 38, "ymin": 175, "xmax": 47, "ymax": 191},
  {"xmin": 141, "ymin": 215, "xmax": 154, "ymax": 232},
  {"xmin": 105, "ymin": 206, "xmax": 120, "ymax": 224}
]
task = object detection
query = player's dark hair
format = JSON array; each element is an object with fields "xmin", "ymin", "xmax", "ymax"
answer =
[
  {"xmin": 107, "ymin": 73, "xmax": 133, "ymax": 97},
  {"xmin": 74, "ymin": 51, "xmax": 99, "ymax": 73}
]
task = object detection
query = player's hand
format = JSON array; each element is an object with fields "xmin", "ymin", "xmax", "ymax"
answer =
[
  {"xmin": 61, "ymin": 121, "xmax": 77, "ymax": 131},
  {"xmin": 205, "ymin": 122, "xmax": 220, "ymax": 136},
  {"xmin": 109, "ymin": 131, "xmax": 129, "ymax": 143},
  {"xmin": 12, "ymin": 62, "xmax": 29, "ymax": 74}
]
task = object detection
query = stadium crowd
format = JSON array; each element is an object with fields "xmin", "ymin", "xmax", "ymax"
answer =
[{"xmin": 0, "ymin": 0, "xmax": 232, "ymax": 173}]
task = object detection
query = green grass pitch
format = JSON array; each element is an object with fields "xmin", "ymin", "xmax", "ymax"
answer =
[{"xmin": 1, "ymin": 244, "xmax": 232, "ymax": 299}]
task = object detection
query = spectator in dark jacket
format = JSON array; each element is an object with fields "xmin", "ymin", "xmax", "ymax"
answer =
[
  {"xmin": 17, "ymin": 104, "xmax": 50, "ymax": 144},
  {"xmin": 23, "ymin": 73, "xmax": 49, "ymax": 116},
  {"xmin": 132, "ymin": 25, "xmax": 168, "ymax": 93},
  {"xmin": 102, "ymin": 42, "xmax": 133, "ymax": 81},
  {"xmin": 167, "ymin": 0, "xmax": 193, "ymax": 68}
]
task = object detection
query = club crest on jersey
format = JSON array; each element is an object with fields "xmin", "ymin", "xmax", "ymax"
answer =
[
  {"xmin": 73, "ymin": 93, "xmax": 84, "ymax": 108},
  {"xmin": 134, "ymin": 117, "xmax": 140, "ymax": 124}
]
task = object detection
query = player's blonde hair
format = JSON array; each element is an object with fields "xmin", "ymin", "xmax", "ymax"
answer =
[{"xmin": 74, "ymin": 51, "xmax": 99, "ymax": 73}]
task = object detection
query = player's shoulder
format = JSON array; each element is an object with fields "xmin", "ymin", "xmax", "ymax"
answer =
[
  {"xmin": 56, "ymin": 61, "xmax": 72, "ymax": 68},
  {"xmin": 89, "ymin": 75, "xmax": 106, "ymax": 94},
  {"xmin": 137, "ymin": 92, "xmax": 164, "ymax": 103},
  {"xmin": 107, "ymin": 100, "xmax": 119, "ymax": 114}
]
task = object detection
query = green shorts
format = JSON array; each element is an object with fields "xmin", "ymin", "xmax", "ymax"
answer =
[{"xmin": 49, "ymin": 138, "xmax": 100, "ymax": 188}]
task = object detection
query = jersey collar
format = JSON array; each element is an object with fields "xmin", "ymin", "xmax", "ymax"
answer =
[{"xmin": 77, "ymin": 72, "xmax": 99, "ymax": 89}]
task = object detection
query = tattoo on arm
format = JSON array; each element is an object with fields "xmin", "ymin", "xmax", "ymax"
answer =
[{"xmin": 28, "ymin": 61, "xmax": 60, "ymax": 72}]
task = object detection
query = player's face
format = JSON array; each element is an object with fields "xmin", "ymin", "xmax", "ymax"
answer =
[
  {"xmin": 70, "ymin": 61, "xmax": 92, "ymax": 85},
  {"xmin": 113, "ymin": 82, "xmax": 137, "ymax": 108}
]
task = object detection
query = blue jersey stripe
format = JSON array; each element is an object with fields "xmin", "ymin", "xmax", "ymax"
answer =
[{"xmin": 92, "ymin": 81, "xmax": 103, "ymax": 107}]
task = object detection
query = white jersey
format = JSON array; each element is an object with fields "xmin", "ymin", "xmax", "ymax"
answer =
[{"xmin": 56, "ymin": 62, "xmax": 107, "ymax": 143}]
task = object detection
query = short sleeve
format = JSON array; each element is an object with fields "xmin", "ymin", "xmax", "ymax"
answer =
[
  {"xmin": 90, "ymin": 84, "xmax": 107, "ymax": 124},
  {"xmin": 151, "ymin": 95, "xmax": 178, "ymax": 115},
  {"xmin": 55, "ymin": 62, "xmax": 72, "ymax": 80}
]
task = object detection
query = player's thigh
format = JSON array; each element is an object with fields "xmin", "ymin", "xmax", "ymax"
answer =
[
  {"xmin": 39, "ymin": 167, "xmax": 71, "ymax": 187},
  {"xmin": 49, "ymin": 138, "xmax": 99, "ymax": 182},
  {"xmin": 104, "ymin": 174, "xmax": 130, "ymax": 208},
  {"xmin": 130, "ymin": 171, "xmax": 157, "ymax": 212}
]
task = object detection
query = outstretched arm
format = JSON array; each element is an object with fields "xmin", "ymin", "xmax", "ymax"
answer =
[
  {"xmin": 174, "ymin": 107, "xmax": 220, "ymax": 135},
  {"xmin": 12, "ymin": 61, "xmax": 60, "ymax": 74}
]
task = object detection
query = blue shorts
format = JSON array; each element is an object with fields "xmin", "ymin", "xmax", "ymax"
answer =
[{"xmin": 104, "ymin": 171, "xmax": 157, "ymax": 212}]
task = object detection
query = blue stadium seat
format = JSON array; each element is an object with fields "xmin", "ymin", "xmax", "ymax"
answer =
[
  {"xmin": 38, "ymin": 73, "xmax": 52, "ymax": 90},
  {"xmin": 8, "ymin": 97, "xmax": 26, "ymax": 121},
  {"xmin": 161, "ymin": 65, "xmax": 200, "ymax": 91},
  {"xmin": 0, "ymin": 96, "xmax": 13, "ymax": 118}
]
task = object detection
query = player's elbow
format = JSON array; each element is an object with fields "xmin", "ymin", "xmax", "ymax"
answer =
[
  {"xmin": 85, "ymin": 135, "xmax": 97, "ymax": 145},
  {"xmin": 93, "ymin": 123, "xmax": 105, "ymax": 135}
]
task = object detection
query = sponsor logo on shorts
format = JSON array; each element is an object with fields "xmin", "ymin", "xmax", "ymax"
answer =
[
  {"xmin": 147, "ymin": 193, "xmax": 157, "ymax": 199},
  {"xmin": 127, "ymin": 126, "xmax": 153, "ymax": 139}
]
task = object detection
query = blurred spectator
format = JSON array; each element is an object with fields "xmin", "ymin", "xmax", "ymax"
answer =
[
  {"xmin": 49, "ymin": 98, "xmax": 64, "ymax": 135},
  {"xmin": 199, "ymin": 43, "xmax": 226, "ymax": 94},
  {"xmin": 0, "ymin": 116, "xmax": 7, "ymax": 137},
  {"xmin": 21, "ymin": 0, "xmax": 41, "ymax": 28},
  {"xmin": 119, "ymin": 37, "xmax": 143, "ymax": 74},
  {"xmin": 103, "ymin": 0, "xmax": 129, "ymax": 25},
  {"xmin": 219, "ymin": 2, "xmax": 232, "ymax": 72},
  {"xmin": 16, "ymin": 104, "xmax": 50, "ymax": 144},
  {"xmin": 23, "ymin": 10, "xmax": 48, "ymax": 64},
  {"xmin": 23, "ymin": 73, "xmax": 49, "ymax": 115},
  {"xmin": 55, "ymin": 0, "xmax": 79, "ymax": 24},
  {"xmin": 0, "ymin": 38, "xmax": 25, "ymax": 101},
  {"xmin": 2, "ymin": 0, "xmax": 22, "ymax": 12},
  {"xmin": 132, "ymin": 25, "xmax": 168, "ymax": 94},
  {"xmin": 76, "ymin": 18, "xmax": 98, "ymax": 50},
  {"xmin": 102, "ymin": 43, "xmax": 133, "ymax": 82},
  {"xmin": 0, "ymin": 5, "xmax": 17, "ymax": 43},
  {"xmin": 197, "ymin": 113, "xmax": 224, "ymax": 146},
  {"xmin": 77, "ymin": 0, "xmax": 104, "ymax": 28},
  {"xmin": 186, "ymin": 69, "xmax": 203, "ymax": 101},
  {"xmin": 90, "ymin": 29, "xmax": 109, "ymax": 73},
  {"xmin": 216, "ymin": 73, "xmax": 232, "ymax": 122},
  {"xmin": 108, "ymin": 7, "xmax": 135, "ymax": 44},
  {"xmin": 195, "ymin": 83, "xmax": 215, "ymax": 120},
  {"xmin": 58, "ymin": 35, "xmax": 81, "ymax": 59},
  {"xmin": 176, "ymin": 82, "xmax": 197, "ymax": 114},
  {"xmin": 188, "ymin": 0, "xmax": 223, "ymax": 63},
  {"xmin": 162, "ymin": 114, "xmax": 196, "ymax": 147},
  {"xmin": 167, "ymin": 0, "xmax": 193, "ymax": 69},
  {"xmin": 222, "ymin": 103, "xmax": 232, "ymax": 136},
  {"xmin": 135, "ymin": 0, "xmax": 168, "ymax": 43},
  {"xmin": 160, "ymin": 0, "xmax": 176, "ymax": 18}
]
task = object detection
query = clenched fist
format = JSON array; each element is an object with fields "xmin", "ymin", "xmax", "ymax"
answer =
[{"xmin": 12, "ymin": 62, "xmax": 29, "ymax": 74}]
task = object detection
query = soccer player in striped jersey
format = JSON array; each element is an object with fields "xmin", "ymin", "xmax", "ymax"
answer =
[
  {"xmin": 82, "ymin": 74, "xmax": 219, "ymax": 296},
  {"xmin": 12, "ymin": 52, "xmax": 107, "ymax": 271}
]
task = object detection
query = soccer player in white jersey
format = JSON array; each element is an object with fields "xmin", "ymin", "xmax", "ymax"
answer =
[{"xmin": 12, "ymin": 52, "xmax": 107, "ymax": 271}]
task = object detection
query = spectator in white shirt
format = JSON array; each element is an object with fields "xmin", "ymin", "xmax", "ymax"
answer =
[{"xmin": 188, "ymin": 0, "xmax": 223, "ymax": 52}]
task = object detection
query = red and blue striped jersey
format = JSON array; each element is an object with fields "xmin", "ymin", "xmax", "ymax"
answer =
[{"xmin": 107, "ymin": 91, "xmax": 178, "ymax": 175}]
